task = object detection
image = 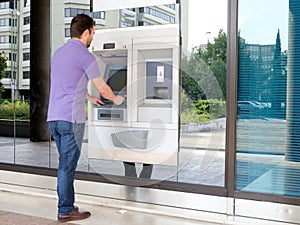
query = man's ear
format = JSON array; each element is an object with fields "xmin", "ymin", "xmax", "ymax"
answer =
[{"xmin": 83, "ymin": 29, "xmax": 90, "ymax": 37}]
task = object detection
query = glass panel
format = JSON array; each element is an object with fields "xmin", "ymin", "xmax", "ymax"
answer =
[
  {"xmin": 0, "ymin": 0, "xmax": 27, "ymax": 164},
  {"xmin": 15, "ymin": 0, "xmax": 51, "ymax": 167},
  {"xmin": 0, "ymin": 0, "xmax": 51, "ymax": 167},
  {"xmin": 48, "ymin": 0, "xmax": 227, "ymax": 187},
  {"xmin": 0, "ymin": 0, "xmax": 226, "ymax": 189},
  {"xmin": 85, "ymin": 0, "xmax": 227, "ymax": 187},
  {"xmin": 236, "ymin": 0, "xmax": 300, "ymax": 197},
  {"xmin": 50, "ymin": 0, "xmax": 181, "ymax": 177},
  {"xmin": 86, "ymin": 2, "xmax": 180, "ymax": 182},
  {"xmin": 178, "ymin": 0, "xmax": 227, "ymax": 186}
]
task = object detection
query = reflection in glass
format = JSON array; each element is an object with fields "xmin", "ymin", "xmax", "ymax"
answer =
[
  {"xmin": 0, "ymin": 0, "xmax": 227, "ymax": 189},
  {"xmin": 86, "ymin": 0, "xmax": 227, "ymax": 187},
  {"xmin": 236, "ymin": 0, "xmax": 300, "ymax": 197},
  {"xmin": 0, "ymin": 0, "xmax": 31, "ymax": 165},
  {"xmin": 178, "ymin": 0, "xmax": 227, "ymax": 186},
  {"xmin": 101, "ymin": 5, "xmax": 178, "ymax": 29}
]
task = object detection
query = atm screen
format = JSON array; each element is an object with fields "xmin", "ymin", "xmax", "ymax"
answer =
[
  {"xmin": 101, "ymin": 65, "xmax": 127, "ymax": 105},
  {"xmin": 106, "ymin": 69, "xmax": 127, "ymax": 92}
]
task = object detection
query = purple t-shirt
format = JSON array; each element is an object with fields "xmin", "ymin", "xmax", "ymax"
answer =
[{"xmin": 47, "ymin": 39, "xmax": 100, "ymax": 123}]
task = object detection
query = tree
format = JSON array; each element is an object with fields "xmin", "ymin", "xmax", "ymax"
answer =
[
  {"xmin": 181, "ymin": 54, "xmax": 205, "ymax": 102},
  {"xmin": 0, "ymin": 52, "xmax": 8, "ymax": 97},
  {"xmin": 182, "ymin": 29, "xmax": 227, "ymax": 101}
]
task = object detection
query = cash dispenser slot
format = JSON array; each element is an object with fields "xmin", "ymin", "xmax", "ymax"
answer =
[{"xmin": 111, "ymin": 130, "xmax": 149, "ymax": 149}]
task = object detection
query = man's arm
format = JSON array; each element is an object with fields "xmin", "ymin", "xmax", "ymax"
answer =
[{"xmin": 91, "ymin": 76, "xmax": 124, "ymax": 105}]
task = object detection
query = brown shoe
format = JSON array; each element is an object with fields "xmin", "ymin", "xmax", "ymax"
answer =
[{"xmin": 58, "ymin": 209, "xmax": 91, "ymax": 222}]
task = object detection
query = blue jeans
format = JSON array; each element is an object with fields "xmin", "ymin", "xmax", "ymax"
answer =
[{"xmin": 48, "ymin": 121, "xmax": 85, "ymax": 216}]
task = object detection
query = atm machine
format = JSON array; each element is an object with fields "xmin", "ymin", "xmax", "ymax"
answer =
[{"xmin": 88, "ymin": 24, "xmax": 180, "ymax": 166}]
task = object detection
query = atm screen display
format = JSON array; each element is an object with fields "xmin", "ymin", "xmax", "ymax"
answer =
[
  {"xmin": 101, "ymin": 64, "xmax": 127, "ymax": 105},
  {"xmin": 106, "ymin": 69, "xmax": 127, "ymax": 92}
]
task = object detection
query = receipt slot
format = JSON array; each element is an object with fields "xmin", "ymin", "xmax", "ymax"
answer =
[{"xmin": 88, "ymin": 24, "xmax": 180, "ymax": 166}]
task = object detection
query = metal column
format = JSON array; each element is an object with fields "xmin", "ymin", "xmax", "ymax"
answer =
[
  {"xmin": 30, "ymin": 0, "xmax": 50, "ymax": 142},
  {"xmin": 286, "ymin": 0, "xmax": 300, "ymax": 161}
]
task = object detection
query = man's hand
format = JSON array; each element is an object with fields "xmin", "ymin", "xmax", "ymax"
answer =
[
  {"xmin": 86, "ymin": 93, "xmax": 104, "ymax": 106},
  {"xmin": 90, "ymin": 96, "xmax": 104, "ymax": 106},
  {"xmin": 113, "ymin": 95, "xmax": 124, "ymax": 105}
]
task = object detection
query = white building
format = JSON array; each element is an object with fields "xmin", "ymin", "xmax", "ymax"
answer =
[{"xmin": 0, "ymin": 0, "xmax": 178, "ymax": 100}]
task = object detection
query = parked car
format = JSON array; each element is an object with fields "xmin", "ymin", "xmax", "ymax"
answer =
[
  {"xmin": 260, "ymin": 102, "xmax": 271, "ymax": 108},
  {"xmin": 251, "ymin": 101, "xmax": 267, "ymax": 109},
  {"xmin": 237, "ymin": 100, "xmax": 265, "ymax": 119},
  {"xmin": 238, "ymin": 101, "xmax": 265, "ymax": 110}
]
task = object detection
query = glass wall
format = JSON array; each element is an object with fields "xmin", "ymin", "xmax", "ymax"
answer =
[
  {"xmin": 2, "ymin": 0, "xmax": 300, "ymax": 210},
  {"xmin": 236, "ymin": 0, "xmax": 300, "ymax": 197},
  {"xmin": 0, "ymin": 0, "xmax": 52, "ymax": 167},
  {"xmin": 178, "ymin": 0, "xmax": 227, "ymax": 186},
  {"xmin": 84, "ymin": 0, "xmax": 227, "ymax": 187},
  {"xmin": 0, "ymin": 0, "xmax": 18, "ymax": 164},
  {"xmin": 0, "ymin": 0, "xmax": 227, "ymax": 191}
]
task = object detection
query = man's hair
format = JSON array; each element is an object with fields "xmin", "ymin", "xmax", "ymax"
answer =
[{"xmin": 70, "ymin": 13, "xmax": 96, "ymax": 38}]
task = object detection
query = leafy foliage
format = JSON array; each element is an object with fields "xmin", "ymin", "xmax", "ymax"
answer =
[
  {"xmin": 194, "ymin": 99, "xmax": 226, "ymax": 118},
  {"xmin": 0, "ymin": 52, "xmax": 8, "ymax": 95},
  {"xmin": 181, "ymin": 29, "xmax": 227, "ymax": 124},
  {"xmin": 182, "ymin": 29, "xmax": 227, "ymax": 102},
  {"xmin": 181, "ymin": 108, "xmax": 212, "ymax": 124},
  {"xmin": 181, "ymin": 99, "xmax": 226, "ymax": 124},
  {"xmin": 0, "ymin": 100, "xmax": 30, "ymax": 120}
]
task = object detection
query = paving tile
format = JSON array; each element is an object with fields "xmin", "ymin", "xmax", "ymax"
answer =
[{"xmin": 0, "ymin": 210, "xmax": 75, "ymax": 225}]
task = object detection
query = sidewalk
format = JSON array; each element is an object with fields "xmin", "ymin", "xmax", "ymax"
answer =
[
  {"xmin": 0, "ymin": 183, "xmax": 221, "ymax": 225},
  {"xmin": 0, "ymin": 182, "xmax": 298, "ymax": 225},
  {"xmin": 0, "ymin": 210, "xmax": 72, "ymax": 225}
]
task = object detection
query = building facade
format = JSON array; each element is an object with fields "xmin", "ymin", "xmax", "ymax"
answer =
[{"xmin": 1, "ymin": 1, "xmax": 300, "ymax": 224}]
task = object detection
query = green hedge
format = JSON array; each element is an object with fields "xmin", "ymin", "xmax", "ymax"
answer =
[
  {"xmin": 181, "ymin": 99, "xmax": 226, "ymax": 124},
  {"xmin": 0, "ymin": 100, "xmax": 30, "ymax": 120},
  {"xmin": 0, "ymin": 99, "xmax": 226, "ymax": 123},
  {"xmin": 194, "ymin": 99, "xmax": 226, "ymax": 118}
]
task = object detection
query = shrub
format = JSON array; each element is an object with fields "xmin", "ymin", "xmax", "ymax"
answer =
[
  {"xmin": 180, "ymin": 108, "xmax": 212, "ymax": 124},
  {"xmin": 181, "ymin": 99, "xmax": 226, "ymax": 124},
  {"xmin": 0, "ymin": 100, "xmax": 30, "ymax": 120},
  {"xmin": 194, "ymin": 99, "xmax": 226, "ymax": 118}
]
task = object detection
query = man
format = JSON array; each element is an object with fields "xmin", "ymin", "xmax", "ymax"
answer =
[{"xmin": 47, "ymin": 13, "xmax": 123, "ymax": 222}]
